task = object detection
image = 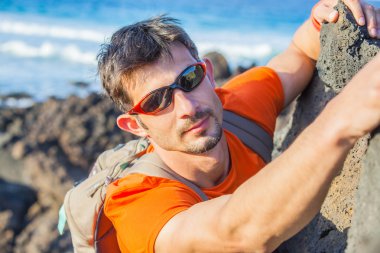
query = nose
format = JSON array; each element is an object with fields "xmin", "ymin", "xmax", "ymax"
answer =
[{"xmin": 172, "ymin": 89, "xmax": 198, "ymax": 118}]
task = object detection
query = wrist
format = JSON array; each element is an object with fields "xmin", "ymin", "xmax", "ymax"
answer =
[{"xmin": 314, "ymin": 99, "xmax": 359, "ymax": 150}]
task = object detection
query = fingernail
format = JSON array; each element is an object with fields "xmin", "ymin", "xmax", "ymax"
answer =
[
  {"xmin": 370, "ymin": 28, "xmax": 377, "ymax": 37},
  {"xmin": 328, "ymin": 11, "xmax": 338, "ymax": 21},
  {"xmin": 358, "ymin": 17, "xmax": 365, "ymax": 26}
]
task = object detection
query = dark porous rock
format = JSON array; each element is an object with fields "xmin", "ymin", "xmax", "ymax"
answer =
[
  {"xmin": 275, "ymin": 1, "xmax": 379, "ymax": 252},
  {"xmin": 17, "ymin": 93, "xmax": 133, "ymax": 170},
  {"xmin": 233, "ymin": 62, "xmax": 257, "ymax": 76},
  {"xmin": 70, "ymin": 81, "xmax": 90, "ymax": 88},
  {"xmin": 0, "ymin": 92, "xmax": 135, "ymax": 252},
  {"xmin": 14, "ymin": 207, "xmax": 73, "ymax": 253},
  {"xmin": 345, "ymin": 128, "xmax": 380, "ymax": 253},
  {"xmin": 318, "ymin": 2, "xmax": 380, "ymax": 93},
  {"xmin": 203, "ymin": 51, "xmax": 232, "ymax": 86},
  {"xmin": 0, "ymin": 178, "xmax": 37, "ymax": 253}
]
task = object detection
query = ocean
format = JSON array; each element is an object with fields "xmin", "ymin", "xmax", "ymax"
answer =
[{"xmin": 0, "ymin": 0, "xmax": 379, "ymax": 106}]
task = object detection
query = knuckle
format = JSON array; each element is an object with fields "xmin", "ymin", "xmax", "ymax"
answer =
[
  {"xmin": 365, "ymin": 4, "xmax": 375, "ymax": 12},
  {"xmin": 367, "ymin": 19, "xmax": 376, "ymax": 29}
]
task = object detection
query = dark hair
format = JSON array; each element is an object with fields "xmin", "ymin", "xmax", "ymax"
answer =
[{"xmin": 97, "ymin": 15, "xmax": 199, "ymax": 112}]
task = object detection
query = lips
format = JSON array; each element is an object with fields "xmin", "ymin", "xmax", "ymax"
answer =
[{"xmin": 185, "ymin": 116, "xmax": 210, "ymax": 134}]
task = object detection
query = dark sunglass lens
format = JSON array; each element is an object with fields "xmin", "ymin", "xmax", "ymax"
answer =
[
  {"xmin": 140, "ymin": 88, "xmax": 172, "ymax": 113},
  {"xmin": 179, "ymin": 65, "xmax": 204, "ymax": 91}
]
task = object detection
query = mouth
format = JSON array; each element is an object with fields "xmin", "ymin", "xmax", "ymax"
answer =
[{"xmin": 185, "ymin": 116, "xmax": 210, "ymax": 134}]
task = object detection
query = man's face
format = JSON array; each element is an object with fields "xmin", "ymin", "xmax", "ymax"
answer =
[{"xmin": 129, "ymin": 43, "xmax": 223, "ymax": 154}]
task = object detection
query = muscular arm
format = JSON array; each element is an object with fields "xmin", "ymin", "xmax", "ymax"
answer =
[
  {"xmin": 155, "ymin": 2, "xmax": 380, "ymax": 252},
  {"xmin": 155, "ymin": 53, "xmax": 380, "ymax": 253},
  {"xmin": 267, "ymin": 19, "xmax": 319, "ymax": 106}
]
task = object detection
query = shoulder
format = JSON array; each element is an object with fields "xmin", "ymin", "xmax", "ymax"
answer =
[
  {"xmin": 216, "ymin": 66, "xmax": 285, "ymax": 135},
  {"xmin": 104, "ymin": 174, "xmax": 202, "ymax": 252},
  {"xmin": 105, "ymin": 174, "xmax": 202, "ymax": 214}
]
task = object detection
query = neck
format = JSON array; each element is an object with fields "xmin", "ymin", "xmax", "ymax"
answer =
[{"xmin": 152, "ymin": 134, "xmax": 230, "ymax": 188}]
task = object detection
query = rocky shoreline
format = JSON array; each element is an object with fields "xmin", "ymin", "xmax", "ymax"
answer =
[
  {"xmin": 0, "ymin": 94, "xmax": 133, "ymax": 252},
  {"xmin": 0, "ymin": 2, "xmax": 379, "ymax": 252}
]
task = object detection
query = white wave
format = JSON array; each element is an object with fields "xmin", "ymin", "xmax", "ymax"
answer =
[
  {"xmin": 0, "ymin": 40, "xmax": 97, "ymax": 65},
  {"xmin": 0, "ymin": 20, "xmax": 106, "ymax": 43},
  {"xmin": 199, "ymin": 42, "xmax": 272, "ymax": 59},
  {"xmin": 197, "ymin": 42, "xmax": 279, "ymax": 67},
  {"xmin": 0, "ymin": 97, "xmax": 35, "ymax": 108},
  {"xmin": 192, "ymin": 29, "xmax": 293, "ymax": 66}
]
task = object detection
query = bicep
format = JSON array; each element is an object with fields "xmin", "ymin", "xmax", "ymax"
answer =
[
  {"xmin": 155, "ymin": 195, "xmax": 245, "ymax": 253},
  {"xmin": 267, "ymin": 19, "xmax": 318, "ymax": 106},
  {"xmin": 266, "ymin": 42, "xmax": 316, "ymax": 106}
]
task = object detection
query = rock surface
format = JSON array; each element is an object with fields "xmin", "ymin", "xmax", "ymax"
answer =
[
  {"xmin": 0, "ymin": 94, "xmax": 134, "ymax": 253},
  {"xmin": 276, "ymin": 1, "xmax": 379, "ymax": 252},
  {"xmin": 345, "ymin": 128, "xmax": 380, "ymax": 253},
  {"xmin": 203, "ymin": 51, "xmax": 232, "ymax": 85}
]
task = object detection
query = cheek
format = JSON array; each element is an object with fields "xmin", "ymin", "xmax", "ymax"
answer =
[
  {"xmin": 144, "ymin": 116, "xmax": 176, "ymax": 134},
  {"xmin": 201, "ymin": 87, "xmax": 223, "ymax": 112},
  {"xmin": 213, "ymin": 95, "xmax": 224, "ymax": 123}
]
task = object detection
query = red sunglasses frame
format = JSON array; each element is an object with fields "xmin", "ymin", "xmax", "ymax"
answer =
[{"xmin": 128, "ymin": 61, "xmax": 207, "ymax": 115}]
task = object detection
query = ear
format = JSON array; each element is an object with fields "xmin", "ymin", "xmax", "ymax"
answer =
[
  {"xmin": 203, "ymin": 57, "xmax": 217, "ymax": 88},
  {"xmin": 117, "ymin": 114, "xmax": 148, "ymax": 138}
]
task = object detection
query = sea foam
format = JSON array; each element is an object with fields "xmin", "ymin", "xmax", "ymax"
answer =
[
  {"xmin": 0, "ymin": 20, "xmax": 106, "ymax": 43},
  {"xmin": 0, "ymin": 40, "xmax": 97, "ymax": 65}
]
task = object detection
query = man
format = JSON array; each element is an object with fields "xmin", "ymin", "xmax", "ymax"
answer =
[{"xmin": 97, "ymin": 1, "xmax": 380, "ymax": 252}]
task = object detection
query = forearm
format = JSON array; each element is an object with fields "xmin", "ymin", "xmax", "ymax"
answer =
[
  {"xmin": 219, "ymin": 53, "xmax": 380, "ymax": 252},
  {"xmin": 220, "ymin": 109, "xmax": 354, "ymax": 252},
  {"xmin": 292, "ymin": 18, "xmax": 321, "ymax": 61},
  {"xmin": 267, "ymin": 19, "xmax": 320, "ymax": 106}
]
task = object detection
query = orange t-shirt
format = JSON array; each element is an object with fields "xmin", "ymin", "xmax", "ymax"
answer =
[{"xmin": 104, "ymin": 66, "xmax": 284, "ymax": 253}]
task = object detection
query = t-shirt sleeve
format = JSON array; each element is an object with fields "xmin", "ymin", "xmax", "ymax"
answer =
[
  {"xmin": 216, "ymin": 66, "xmax": 284, "ymax": 136},
  {"xmin": 104, "ymin": 174, "xmax": 202, "ymax": 253}
]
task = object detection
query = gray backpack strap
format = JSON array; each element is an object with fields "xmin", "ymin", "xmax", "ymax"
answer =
[
  {"xmin": 127, "ymin": 153, "xmax": 208, "ymax": 201},
  {"xmin": 222, "ymin": 110, "xmax": 273, "ymax": 163},
  {"xmin": 94, "ymin": 153, "xmax": 208, "ymax": 253}
]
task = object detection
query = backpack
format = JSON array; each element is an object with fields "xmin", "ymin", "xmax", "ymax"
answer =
[{"xmin": 58, "ymin": 109, "xmax": 273, "ymax": 253}]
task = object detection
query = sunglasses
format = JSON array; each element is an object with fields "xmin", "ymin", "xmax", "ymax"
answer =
[{"xmin": 128, "ymin": 61, "xmax": 207, "ymax": 115}]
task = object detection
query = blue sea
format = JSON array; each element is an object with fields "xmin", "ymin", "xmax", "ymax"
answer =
[{"xmin": 1, "ymin": 0, "xmax": 379, "ymax": 106}]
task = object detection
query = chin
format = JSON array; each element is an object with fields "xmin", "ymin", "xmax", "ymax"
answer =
[{"xmin": 184, "ymin": 132, "xmax": 222, "ymax": 155}]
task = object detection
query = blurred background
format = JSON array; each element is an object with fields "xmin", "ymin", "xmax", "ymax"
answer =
[{"xmin": 0, "ymin": 0, "xmax": 322, "ymax": 105}]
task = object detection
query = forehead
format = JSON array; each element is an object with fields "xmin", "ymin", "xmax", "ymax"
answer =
[{"xmin": 129, "ymin": 43, "xmax": 198, "ymax": 103}]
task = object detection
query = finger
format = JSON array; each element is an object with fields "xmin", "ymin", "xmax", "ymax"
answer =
[
  {"xmin": 363, "ymin": 4, "xmax": 377, "ymax": 37},
  {"xmin": 314, "ymin": 2, "xmax": 340, "ymax": 23},
  {"xmin": 344, "ymin": 0, "xmax": 366, "ymax": 26},
  {"xmin": 328, "ymin": 9, "xmax": 339, "ymax": 23}
]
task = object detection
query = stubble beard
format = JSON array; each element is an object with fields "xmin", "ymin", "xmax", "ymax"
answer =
[
  {"xmin": 140, "ymin": 108, "xmax": 223, "ymax": 154},
  {"xmin": 177, "ymin": 109, "xmax": 223, "ymax": 154}
]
